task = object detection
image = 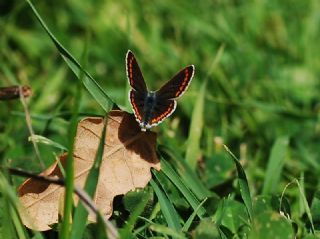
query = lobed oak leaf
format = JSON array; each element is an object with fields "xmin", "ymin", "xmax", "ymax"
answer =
[{"xmin": 18, "ymin": 110, "xmax": 160, "ymax": 231}]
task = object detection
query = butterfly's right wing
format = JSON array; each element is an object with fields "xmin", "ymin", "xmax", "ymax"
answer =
[
  {"xmin": 129, "ymin": 89, "xmax": 146, "ymax": 125},
  {"xmin": 126, "ymin": 50, "xmax": 148, "ymax": 93},
  {"xmin": 156, "ymin": 65, "xmax": 194, "ymax": 100}
]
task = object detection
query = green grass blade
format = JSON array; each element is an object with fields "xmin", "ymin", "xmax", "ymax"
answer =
[
  {"xmin": 311, "ymin": 190, "xmax": 320, "ymax": 230},
  {"xmin": 184, "ymin": 45, "xmax": 223, "ymax": 171},
  {"xmin": 262, "ymin": 136, "xmax": 289, "ymax": 195},
  {"xmin": 62, "ymin": 55, "xmax": 114, "ymax": 112},
  {"xmin": 10, "ymin": 207, "xmax": 27, "ymax": 239},
  {"xmin": 25, "ymin": 0, "xmax": 114, "ymax": 112},
  {"xmin": 159, "ymin": 145, "xmax": 212, "ymax": 200},
  {"xmin": 150, "ymin": 175, "xmax": 181, "ymax": 231},
  {"xmin": 120, "ymin": 189, "xmax": 152, "ymax": 238},
  {"xmin": 94, "ymin": 213, "xmax": 109, "ymax": 239},
  {"xmin": 295, "ymin": 178, "xmax": 315, "ymax": 233},
  {"xmin": 28, "ymin": 135, "xmax": 67, "ymax": 151},
  {"xmin": 280, "ymin": 178, "xmax": 315, "ymax": 233},
  {"xmin": 182, "ymin": 198, "xmax": 207, "ymax": 232},
  {"xmin": 0, "ymin": 196, "xmax": 15, "ymax": 239},
  {"xmin": 0, "ymin": 173, "xmax": 35, "ymax": 239},
  {"xmin": 149, "ymin": 224, "xmax": 186, "ymax": 239},
  {"xmin": 213, "ymin": 197, "xmax": 227, "ymax": 227},
  {"xmin": 185, "ymin": 80, "xmax": 206, "ymax": 170},
  {"xmin": 138, "ymin": 217, "xmax": 185, "ymax": 238},
  {"xmin": 218, "ymin": 228, "xmax": 228, "ymax": 239},
  {"xmin": 160, "ymin": 157, "xmax": 207, "ymax": 217},
  {"xmin": 224, "ymin": 145, "xmax": 253, "ymax": 221},
  {"xmin": 70, "ymin": 117, "xmax": 108, "ymax": 239},
  {"xmin": 60, "ymin": 78, "xmax": 82, "ymax": 239}
]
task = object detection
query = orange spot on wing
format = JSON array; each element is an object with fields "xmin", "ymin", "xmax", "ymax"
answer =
[
  {"xmin": 151, "ymin": 103, "xmax": 175, "ymax": 124},
  {"xmin": 175, "ymin": 69, "xmax": 190, "ymax": 97},
  {"xmin": 130, "ymin": 92, "xmax": 142, "ymax": 121},
  {"xmin": 129, "ymin": 58, "xmax": 134, "ymax": 84}
]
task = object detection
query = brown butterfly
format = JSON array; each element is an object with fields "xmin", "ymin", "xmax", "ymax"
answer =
[{"xmin": 126, "ymin": 50, "xmax": 194, "ymax": 131}]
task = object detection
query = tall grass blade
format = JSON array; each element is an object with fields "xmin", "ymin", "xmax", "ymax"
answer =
[
  {"xmin": 295, "ymin": 178, "xmax": 315, "ymax": 233},
  {"xmin": 182, "ymin": 198, "xmax": 207, "ymax": 232},
  {"xmin": 60, "ymin": 76, "xmax": 82, "ymax": 239},
  {"xmin": 280, "ymin": 178, "xmax": 315, "ymax": 233},
  {"xmin": 160, "ymin": 145, "xmax": 212, "ymax": 200},
  {"xmin": 150, "ymin": 174, "xmax": 181, "ymax": 231},
  {"xmin": 94, "ymin": 213, "xmax": 109, "ymax": 239},
  {"xmin": 160, "ymin": 157, "xmax": 206, "ymax": 217},
  {"xmin": 0, "ymin": 173, "xmax": 34, "ymax": 239},
  {"xmin": 149, "ymin": 224, "xmax": 186, "ymax": 239},
  {"xmin": 185, "ymin": 80, "xmax": 206, "ymax": 170},
  {"xmin": 25, "ymin": 0, "xmax": 114, "ymax": 112},
  {"xmin": 185, "ymin": 44, "xmax": 224, "ymax": 170},
  {"xmin": 224, "ymin": 145, "xmax": 253, "ymax": 221},
  {"xmin": 120, "ymin": 189, "xmax": 152, "ymax": 238},
  {"xmin": 262, "ymin": 136, "xmax": 289, "ymax": 195},
  {"xmin": 0, "ymin": 195, "xmax": 15, "ymax": 239},
  {"xmin": 10, "ymin": 207, "xmax": 27, "ymax": 239},
  {"xmin": 70, "ymin": 118, "xmax": 108, "ymax": 239}
]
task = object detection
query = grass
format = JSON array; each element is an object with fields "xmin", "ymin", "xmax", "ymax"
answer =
[{"xmin": 1, "ymin": 0, "xmax": 320, "ymax": 238}]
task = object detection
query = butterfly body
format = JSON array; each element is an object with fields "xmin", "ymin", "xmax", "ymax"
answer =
[
  {"xmin": 141, "ymin": 92, "xmax": 157, "ymax": 129},
  {"xmin": 126, "ymin": 50, "xmax": 194, "ymax": 131}
]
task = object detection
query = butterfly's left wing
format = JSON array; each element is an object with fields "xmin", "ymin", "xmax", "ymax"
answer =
[
  {"xmin": 146, "ymin": 99, "xmax": 177, "ymax": 128},
  {"xmin": 156, "ymin": 65, "xmax": 194, "ymax": 100},
  {"xmin": 129, "ymin": 90, "xmax": 146, "ymax": 124}
]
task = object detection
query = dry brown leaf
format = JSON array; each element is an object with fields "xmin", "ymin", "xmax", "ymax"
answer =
[{"xmin": 18, "ymin": 110, "xmax": 160, "ymax": 231}]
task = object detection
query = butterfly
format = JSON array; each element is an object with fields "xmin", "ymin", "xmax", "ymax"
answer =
[{"xmin": 126, "ymin": 50, "xmax": 195, "ymax": 131}]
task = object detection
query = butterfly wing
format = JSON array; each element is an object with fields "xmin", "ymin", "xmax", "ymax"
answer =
[
  {"xmin": 129, "ymin": 89, "xmax": 146, "ymax": 124},
  {"xmin": 156, "ymin": 65, "xmax": 194, "ymax": 100},
  {"xmin": 126, "ymin": 50, "xmax": 148, "ymax": 127},
  {"xmin": 126, "ymin": 50, "xmax": 148, "ymax": 93},
  {"xmin": 147, "ymin": 99, "xmax": 177, "ymax": 128}
]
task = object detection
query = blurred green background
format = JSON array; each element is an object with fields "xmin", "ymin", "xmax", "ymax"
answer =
[{"xmin": 1, "ymin": 0, "xmax": 320, "ymax": 238}]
